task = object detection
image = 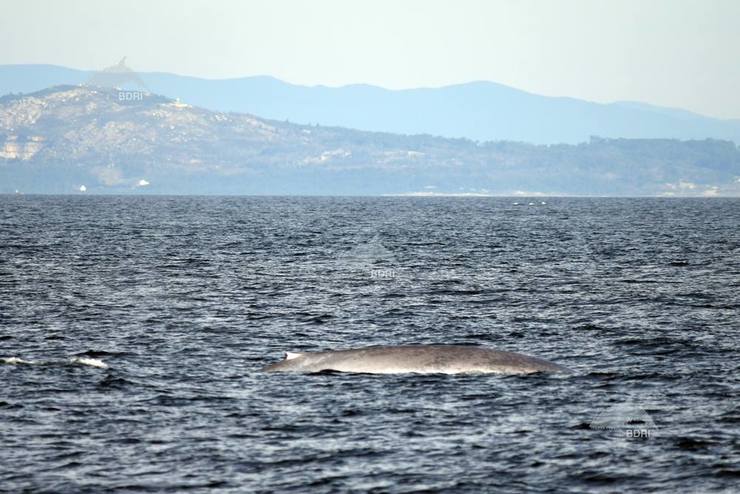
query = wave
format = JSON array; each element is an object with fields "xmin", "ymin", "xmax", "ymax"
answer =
[
  {"xmin": 1, "ymin": 357, "xmax": 34, "ymax": 365},
  {"xmin": 2, "ymin": 356, "xmax": 110, "ymax": 368},
  {"xmin": 69, "ymin": 357, "xmax": 108, "ymax": 369}
]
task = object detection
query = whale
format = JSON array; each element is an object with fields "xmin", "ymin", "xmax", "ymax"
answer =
[{"xmin": 262, "ymin": 345, "xmax": 571, "ymax": 375}]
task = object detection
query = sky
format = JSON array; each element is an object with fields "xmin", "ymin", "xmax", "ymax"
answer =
[{"xmin": 1, "ymin": 0, "xmax": 739, "ymax": 119}]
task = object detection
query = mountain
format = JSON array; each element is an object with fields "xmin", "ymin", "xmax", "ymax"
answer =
[
  {"xmin": 1, "ymin": 85, "xmax": 739, "ymax": 196},
  {"xmin": 2, "ymin": 64, "xmax": 740, "ymax": 145}
]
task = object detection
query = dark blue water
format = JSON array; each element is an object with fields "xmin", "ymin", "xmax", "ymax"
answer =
[{"xmin": 1, "ymin": 196, "xmax": 738, "ymax": 493}]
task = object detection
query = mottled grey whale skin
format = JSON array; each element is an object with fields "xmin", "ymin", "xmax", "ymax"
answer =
[{"xmin": 262, "ymin": 345, "xmax": 571, "ymax": 375}]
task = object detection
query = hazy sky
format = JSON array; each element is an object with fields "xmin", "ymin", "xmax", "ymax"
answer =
[{"xmin": 2, "ymin": 0, "xmax": 739, "ymax": 118}]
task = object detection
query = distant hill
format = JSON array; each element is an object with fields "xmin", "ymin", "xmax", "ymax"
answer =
[
  {"xmin": 2, "ymin": 64, "xmax": 740, "ymax": 145},
  {"xmin": 1, "ymin": 85, "xmax": 739, "ymax": 196}
]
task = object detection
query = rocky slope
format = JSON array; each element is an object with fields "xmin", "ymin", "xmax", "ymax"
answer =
[{"xmin": 1, "ymin": 85, "xmax": 739, "ymax": 196}]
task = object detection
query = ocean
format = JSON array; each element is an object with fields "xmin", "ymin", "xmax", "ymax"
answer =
[{"xmin": 1, "ymin": 196, "xmax": 738, "ymax": 493}]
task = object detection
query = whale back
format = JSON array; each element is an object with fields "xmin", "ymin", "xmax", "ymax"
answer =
[{"xmin": 262, "ymin": 345, "xmax": 570, "ymax": 375}]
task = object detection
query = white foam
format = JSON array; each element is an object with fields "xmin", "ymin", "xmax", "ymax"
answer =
[
  {"xmin": 1, "ymin": 357, "xmax": 33, "ymax": 365},
  {"xmin": 70, "ymin": 357, "xmax": 108, "ymax": 369}
]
